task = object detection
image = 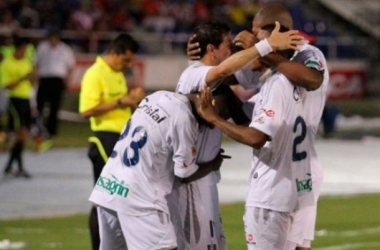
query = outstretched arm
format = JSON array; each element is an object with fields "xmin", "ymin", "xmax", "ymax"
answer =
[{"xmin": 205, "ymin": 22, "xmax": 302, "ymax": 87}]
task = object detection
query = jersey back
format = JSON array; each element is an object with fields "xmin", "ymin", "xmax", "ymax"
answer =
[{"xmin": 89, "ymin": 91, "xmax": 199, "ymax": 216}]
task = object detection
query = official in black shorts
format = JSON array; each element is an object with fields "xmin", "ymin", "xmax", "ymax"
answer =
[{"xmin": 1, "ymin": 37, "xmax": 35, "ymax": 178}]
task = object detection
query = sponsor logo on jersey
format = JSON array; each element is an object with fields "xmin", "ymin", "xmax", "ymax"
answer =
[
  {"xmin": 137, "ymin": 98, "xmax": 168, "ymax": 124},
  {"xmin": 296, "ymin": 173, "xmax": 312, "ymax": 193},
  {"xmin": 260, "ymin": 108, "xmax": 275, "ymax": 117},
  {"xmin": 246, "ymin": 233, "xmax": 256, "ymax": 245},
  {"xmin": 96, "ymin": 175, "xmax": 129, "ymax": 198}
]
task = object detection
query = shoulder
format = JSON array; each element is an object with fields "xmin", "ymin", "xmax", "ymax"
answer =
[
  {"xmin": 37, "ymin": 41, "xmax": 49, "ymax": 50},
  {"xmin": 59, "ymin": 42, "xmax": 73, "ymax": 51},
  {"xmin": 293, "ymin": 44, "xmax": 327, "ymax": 71},
  {"xmin": 82, "ymin": 63, "xmax": 101, "ymax": 82}
]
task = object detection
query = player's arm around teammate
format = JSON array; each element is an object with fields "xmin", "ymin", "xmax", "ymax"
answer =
[
  {"xmin": 188, "ymin": 20, "xmax": 322, "ymax": 91},
  {"xmin": 191, "ymin": 21, "xmax": 302, "ymax": 88},
  {"xmin": 234, "ymin": 31, "xmax": 322, "ymax": 91}
]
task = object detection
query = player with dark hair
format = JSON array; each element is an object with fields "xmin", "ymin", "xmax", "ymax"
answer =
[
  {"xmin": 79, "ymin": 33, "xmax": 145, "ymax": 250},
  {"xmin": 173, "ymin": 20, "xmax": 302, "ymax": 249},
  {"xmin": 89, "ymin": 90, "xmax": 229, "ymax": 250},
  {"xmin": 188, "ymin": 4, "xmax": 329, "ymax": 250},
  {"xmin": 1, "ymin": 37, "xmax": 36, "ymax": 178}
]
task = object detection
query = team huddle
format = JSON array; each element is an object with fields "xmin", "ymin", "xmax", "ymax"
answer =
[{"xmin": 85, "ymin": 4, "xmax": 329, "ymax": 250}]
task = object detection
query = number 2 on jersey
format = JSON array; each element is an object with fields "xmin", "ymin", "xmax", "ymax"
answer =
[
  {"xmin": 292, "ymin": 116, "xmax": 307, "ymax": 162},
  {"xmin": 119, "ymin": 121, "xmax": 148, "ymax": 167}
]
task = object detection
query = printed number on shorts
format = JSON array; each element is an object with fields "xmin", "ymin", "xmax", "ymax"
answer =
[
  {"xmin": 119, "ymin": 120, "xmax": 148, "ymax": 167},
  {"xmin": 292, "ymin": 116, "xmax": 307, "ymax": 162}
]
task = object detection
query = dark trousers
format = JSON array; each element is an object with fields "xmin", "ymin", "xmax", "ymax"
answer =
[
  {"xmin": 87, "ymin": 131, "xmax": 120, "ymax": 250},
  {"xmin": 36, "ymin": 77, "xmax": 65, "ymax": 136}
]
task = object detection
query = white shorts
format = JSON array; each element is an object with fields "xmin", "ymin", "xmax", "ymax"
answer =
[
  {"xmin": 167, "ymin": 181, "xmax": 227, "ymax": 250},
  {"xmin": 244, "ymin": 207, "xmax": 291, "ymax": 250},
  {"xmin": 98, "ymin": 206, "xmax": 177, "ymax": 250},
  {"xmin": 286, "ymin": 178, "xmax": 323, "ymax": 248}
]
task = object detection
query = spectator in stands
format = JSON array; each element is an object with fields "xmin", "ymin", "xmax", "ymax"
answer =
[
  {"xmin": 1, "ymin": 37, "xmax": 36, "ymax": 178},
  {"xmin": 18, "ymin": 0, "xmax": 40, "ymax": 29},
  {"xmin": 0, "ymin": 10, "xmax": 20, "ymax": 34},
  {"xmin": 69, "ymin": 2, "xmax": 95, "ymax": 31},
  {"xmin": 79, "ymin": 33, "xmax": 145, "ymax": 250},
  {"xmin": 35, "ymin": 29, "xmax": 75, "ymax": 143}
]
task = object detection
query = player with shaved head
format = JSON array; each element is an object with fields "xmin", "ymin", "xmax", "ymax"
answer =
[{"xmin": 187, "ymin": 3, "xmax": 329, "ymax": 250}]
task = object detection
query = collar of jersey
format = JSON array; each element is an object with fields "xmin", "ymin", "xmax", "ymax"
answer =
[{"xmin": 96, "ymin": 56, "xmax": 116, "ymax": 73}]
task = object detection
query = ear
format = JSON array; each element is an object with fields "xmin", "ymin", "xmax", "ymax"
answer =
[{"xmin": 206, "ymin": 44, "xmax": 214, "ymax": 54}]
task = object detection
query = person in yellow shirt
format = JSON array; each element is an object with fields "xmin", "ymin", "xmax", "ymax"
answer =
[
  {"xmin": 79, "ymin": 33, "xmax": 144, "ymax": 250},
  {"xmin": 1, "ymin": 37, "xmax": 36, "ymax": 178}
]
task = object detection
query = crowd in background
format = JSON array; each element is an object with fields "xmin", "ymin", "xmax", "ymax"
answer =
[{"xmin": 0, "ymin": 0, "xmax": 284, "ymax": 34}]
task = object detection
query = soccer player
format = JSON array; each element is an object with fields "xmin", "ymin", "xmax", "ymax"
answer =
[
  {"xmin": 173, "ymin": 20, "xmax": 303, "ymax": 250},
  {"xmin": 197, "ymin": 61, "xmax": 311, "ymax": 249},
  {"xmin": 79, "ymin": 33, "xmax": 145, "ymax": 250},
  {"xmin": 1, "ymin": 37, "xmax": 35, "ymax": 178},
  {"xmin": 188, "ymin": 4, "xmax": 328, "ymax": 249},
  {"xmin": 89, "ymin": 90, "xmax": 228, "ymax": 250},
  {"xmin": 234, "ymin": 5, "xmax": 329, "ymax": 250}
]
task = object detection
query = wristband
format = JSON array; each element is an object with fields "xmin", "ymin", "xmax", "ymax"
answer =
[{"xmin": 254, "ymin": 39, "xmax": 273, "ymax": 57}]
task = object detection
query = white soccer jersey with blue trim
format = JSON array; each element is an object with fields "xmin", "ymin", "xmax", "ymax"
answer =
[
  {"xmin": 89, "ymin": 91, "xmax": 199, "ymax": 216},
  {"xmin": 246, "ymin": 71, "xmax": 313, "ymax": 212},
  {"xmin": 176, "ymin": 61, "xmax": 223, "ymax": 185}
]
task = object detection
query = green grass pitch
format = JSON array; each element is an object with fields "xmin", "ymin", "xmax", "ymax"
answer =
[{"xmin": 1, "ymin": 194, "xmax": 379, "ymax": 249}]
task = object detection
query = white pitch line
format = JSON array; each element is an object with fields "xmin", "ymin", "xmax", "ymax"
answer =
[
  {"xmin": 6, "ymin": 228, "xmax": 45, "ymax": 234},
  {"xmin": 316, "ymin": 226, "xmax": 380, "ymax": 237},
  {"xmin": 315, "ymin": 241, "xmax": 380, "ymax": 250}
]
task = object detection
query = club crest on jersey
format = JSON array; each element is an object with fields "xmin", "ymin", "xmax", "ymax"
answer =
[
  {"xmin": 260, "ymin": 108, "xmax": 275, "ymax": 117},
  {"xmin": 137, "ymin": 98, "xmax": 168, "ymax": 124}
]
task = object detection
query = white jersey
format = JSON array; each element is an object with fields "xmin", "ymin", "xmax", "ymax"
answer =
[
  {"xmin": 246, "ymin": 71, "xmax": 313, "ymax": 213},
  {"xmin": 293, "ymin": 43, "xmax": 329, "ymax": 180},
  {"xmin": 176, "ymin": 61, "xmax": 223, "ymax": 185},
  {"xmin": 234, "ymin": 65, "xmax": 261, "ymax": 90},
  {"xmin": 89, "ymin": 91, "xmax": 199, "ymax": 216}
]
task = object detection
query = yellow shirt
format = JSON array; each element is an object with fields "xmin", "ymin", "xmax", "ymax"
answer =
[
  {"xmin": 0, "ymin": 56, "xmax": 34, "ymax": 99},
  {"xmin": 79, "ymin": 56, "xmax": 131, "ymax": 133},
  {"xmin": 1, "ymin": 44, "xmax": 36, "ymax": 63}
]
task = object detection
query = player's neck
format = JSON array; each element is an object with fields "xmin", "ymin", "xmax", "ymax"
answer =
[{"xmin": 200, "ymin": 54, "xmax": 218, "ymax": 66}]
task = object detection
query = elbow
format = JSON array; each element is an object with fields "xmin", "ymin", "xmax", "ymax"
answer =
[
  {"xmin": 306, "ymin": 80, "xmax": 322, "ymax": 91},
  {"xmin": 251, "ymin": 140, "xmax": 266, "ymax": 150},
  {"xmin": 249, "ymin": 134, "xmax": 268, "ymax": 149},
  {"xmin": 306, "ymin": 74, "xmax": 323, "ymax": 91}
]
